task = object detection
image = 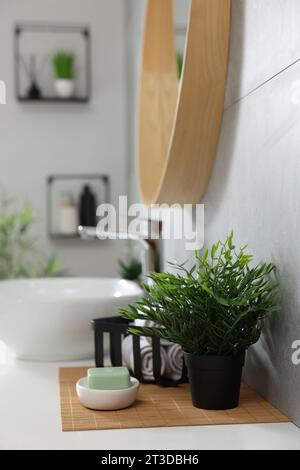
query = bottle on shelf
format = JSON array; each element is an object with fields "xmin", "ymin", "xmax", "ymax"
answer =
[{"xmin": 79, "ymin": 185, "xmax": 97, "ymax": 227}]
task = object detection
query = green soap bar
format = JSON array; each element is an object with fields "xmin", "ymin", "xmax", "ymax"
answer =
[{"xmin": 87, "ymin": 367, "xmax": 130, "ymax": 390}]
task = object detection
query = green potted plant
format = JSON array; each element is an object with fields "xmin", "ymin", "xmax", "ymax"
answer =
[
  {"xmin": 52, "ymin": 51, "xmax": 75, "ymax": 99},
  {"xmin": 119, "ymin": 233, "xmax": 279, "ymax": 410}
]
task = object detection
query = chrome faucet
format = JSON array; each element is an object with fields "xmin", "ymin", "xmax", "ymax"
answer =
[{"xmin": 78, "ymin": 223, "xmax": 160, "ymax": 283}]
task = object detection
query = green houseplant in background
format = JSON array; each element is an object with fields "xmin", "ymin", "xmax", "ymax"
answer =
[
  {"xmin": 0, "ymin": 197, "xmax": 64, "ymax": 279},
  {"xmin": 53, "ymin": 51, "xmax": 75, "ymax": 99},
  {"xmin": 118, "ymin": 258, "xmax": 143, "ymax": 282},
  {"xmin": 120, "ymin": 233, "xmax": 279, "ymax": 410},
  {"xmin": 176, "ymin": 52, "xmax": 184, "ymax": 80}
]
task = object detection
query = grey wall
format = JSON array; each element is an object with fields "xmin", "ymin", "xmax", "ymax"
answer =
[
  {"xmin": 0, "ymin": 0, "xmax": 129, "ymax": 277},
  {"xmin": 127, "ymin": 0, "xmax": 300, "ymax": 427}
]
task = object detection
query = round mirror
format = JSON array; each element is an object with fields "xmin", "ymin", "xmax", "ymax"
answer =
[{"xmin": 138, "ymin": 0, "xmax": 231, "ymax": 205}]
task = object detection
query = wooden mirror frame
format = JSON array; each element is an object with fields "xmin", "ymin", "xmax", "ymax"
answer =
[{"xmin": 138, "ymin": 0, "xmax": 231, "ymax": 205}]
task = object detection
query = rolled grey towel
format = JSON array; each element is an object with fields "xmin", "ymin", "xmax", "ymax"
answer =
[{"xmin": 122, "ymin": 334, "xmax": 168, "ymax": 381}]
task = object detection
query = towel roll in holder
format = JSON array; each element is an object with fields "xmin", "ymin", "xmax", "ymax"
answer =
[{"xmin": 91, "ymin": 316, "xmax": 188, "ymax": 387}]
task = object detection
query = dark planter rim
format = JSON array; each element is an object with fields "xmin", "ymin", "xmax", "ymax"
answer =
[{"xmin": 184, "ymin": 351, "xmax": 246, "ymax": 370}]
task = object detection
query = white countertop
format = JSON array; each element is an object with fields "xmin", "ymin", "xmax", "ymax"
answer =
[{"xmin": 0, "ymin": 353, "xmax": 300, "ymax": 450}]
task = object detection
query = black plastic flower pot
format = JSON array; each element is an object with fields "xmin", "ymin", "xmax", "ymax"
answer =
[{"xmin": 184, "ymin": 352, "xmax": 246, "ymax": 410}]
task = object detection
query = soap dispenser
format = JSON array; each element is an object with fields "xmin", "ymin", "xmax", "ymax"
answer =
[{"xmin": 79, "ymin": 185, "xmax": 97, "ymax": 227}]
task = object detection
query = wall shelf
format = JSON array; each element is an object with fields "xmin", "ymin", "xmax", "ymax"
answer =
[
  {"xmin": 47, "ymin": 174, "xmax": 110, "ymax": 241},
  {"xmin": 17, "ymin": 97, "xmax": 89, "ymax": 104}
]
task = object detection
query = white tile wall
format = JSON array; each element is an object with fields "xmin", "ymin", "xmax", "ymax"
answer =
[{"xmin": 226, "ymin": 0, "xmax": 300, "ymax": 106}]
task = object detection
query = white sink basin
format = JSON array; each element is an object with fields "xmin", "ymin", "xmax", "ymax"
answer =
[{"xmin": 0, "ymin": 278, "xmax": 143, "ymax": 361}]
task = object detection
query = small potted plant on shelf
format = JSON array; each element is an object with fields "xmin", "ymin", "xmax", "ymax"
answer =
[
  {"xmin": 53, "ymin": 51, "xmax": 75, "ymax": 99},
  {"xmin": 119, "ymin": 232, "xmax": 279, "ymax": 410}
]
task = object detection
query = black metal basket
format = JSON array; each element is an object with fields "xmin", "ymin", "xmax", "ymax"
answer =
[{"xmin": 91, "ymin": 316, "xmax": 188, "ymax": 387}]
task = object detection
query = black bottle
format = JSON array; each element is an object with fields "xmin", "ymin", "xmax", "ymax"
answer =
[{"xmin": 79, "ymin": 185, "xmax": 97, "ymax": 227}]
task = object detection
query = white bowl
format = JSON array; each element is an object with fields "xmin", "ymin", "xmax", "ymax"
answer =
[
  {"xmin": 0, "ymin": 278, "xmax": 143, "ymax": 361},
  {"xmin": 76, "ymin": 377, "xmax": 140, "ymax": 410}
]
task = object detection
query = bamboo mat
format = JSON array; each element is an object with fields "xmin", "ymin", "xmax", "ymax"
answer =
[{"xmin": 59, "ymin": 367, "xmax": 289, "ymax": 432}]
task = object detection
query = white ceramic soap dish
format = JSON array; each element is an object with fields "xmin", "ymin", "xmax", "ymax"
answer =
[{"xmin": 76, "ymin": 377, "xmax": 140, "ymax": 411}]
